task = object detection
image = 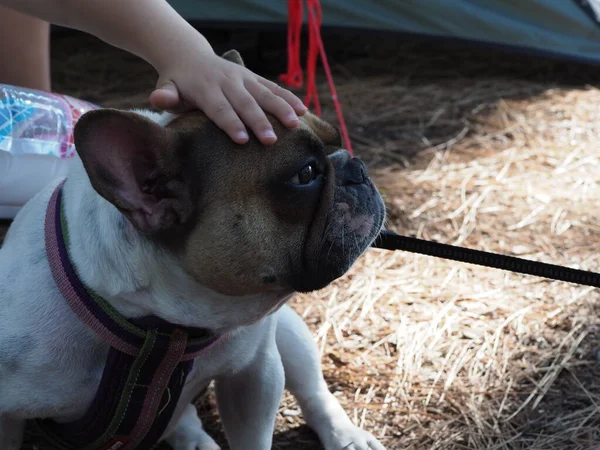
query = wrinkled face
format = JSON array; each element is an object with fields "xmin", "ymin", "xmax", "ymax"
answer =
[
  {"xmin": 166, "ymin": 112, "xmax": 386, "ymax": 295},
  {"xmin": 74, "ymin": 51, "xmax": 385, "ymax": 297}
]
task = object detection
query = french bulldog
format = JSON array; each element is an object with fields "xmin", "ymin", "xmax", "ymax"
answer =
[{"xmin": 0, "ymin": 50, "xmax": 386, "ymax": 450}]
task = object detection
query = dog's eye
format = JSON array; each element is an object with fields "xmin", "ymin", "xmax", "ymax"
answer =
[{"xmin": 290, "ymin": 165, "xmax": 316, "ymax": 185}]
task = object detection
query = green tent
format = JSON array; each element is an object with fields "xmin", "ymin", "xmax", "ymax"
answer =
[{"xmin": 168, "ymin": 0, "xmax": 600, "ymax": 65}]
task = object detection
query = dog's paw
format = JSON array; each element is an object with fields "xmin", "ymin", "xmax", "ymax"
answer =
[
  {"xmin": 168, "ymin": 429, "xmax": 221, "ymax": 450},
  {"xmin": 171, "ymin": 441, "xmax": 220, "ymax": 450},
  {"xmin": 323, "ymin": 423, "xmax": 386, "ymax": 450},
  {"xmin": 166, "ymin": 404, "xmax": 221, "ymax": 450}
]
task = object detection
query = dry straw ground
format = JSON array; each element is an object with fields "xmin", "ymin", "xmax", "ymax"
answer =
[{"xmin": 2, "ymin": 29, "xmax": 599, "ymax": 449}]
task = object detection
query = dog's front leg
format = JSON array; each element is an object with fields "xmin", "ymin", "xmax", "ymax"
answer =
[
  {"xmin": 276, "ymin": 305, "xmax": 386, "ymax": 450},
  {"xmin": 214, "ymin": 346, "xmax": 285, "ymax": 450},
  {"xmin": 0, "ymin": 414, "xmax": 25, "ymax": 450}
]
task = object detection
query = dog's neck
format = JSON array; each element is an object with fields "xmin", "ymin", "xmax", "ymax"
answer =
[{"xmin": 59, "ymin": 157, "xmax": 289, "ymax": 334}]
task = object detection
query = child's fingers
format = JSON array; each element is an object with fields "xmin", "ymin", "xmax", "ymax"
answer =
[
  {"xmin": 149, "ymin": 81, "xmax": 181, "ymax": 111},
  {"xmin": 259, "ymin": 79, "xmax": 308, "ymax": 116},
  {"xmin": 246, "ymin": 80, "xmax": 299, "ymax": 130},
  {"xmin": 226, "ymin": 82, "xmax": 278, "ymax": 145},
  {"xmin": 202, "ymin": 90, "xmax": 249, "ymax": 144}
]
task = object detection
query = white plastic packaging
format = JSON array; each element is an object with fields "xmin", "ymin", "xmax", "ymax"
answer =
[{"xmin": 0, "ymin": 84, "xmax": 98, "ymax": 219}]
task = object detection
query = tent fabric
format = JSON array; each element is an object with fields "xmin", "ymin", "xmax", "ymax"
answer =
[{"xmin": 168, "ymin": 0, "xmax": 600, "ymax": 65}]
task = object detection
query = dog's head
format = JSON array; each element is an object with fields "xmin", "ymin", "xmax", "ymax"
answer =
[{"xmin": 74, "ymin": 50, "xmax": 385, "ymax": 296}]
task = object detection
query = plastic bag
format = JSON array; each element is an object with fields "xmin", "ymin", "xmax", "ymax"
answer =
[{"xmin": 0, "ymin": 84, "xmax": 98, "ymax": 219}]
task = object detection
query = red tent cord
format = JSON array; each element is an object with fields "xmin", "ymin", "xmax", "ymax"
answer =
[
  {"xmin": 304, "ymin": 0, "xmax": 322, "ymax": 117},
  {"xmin": 279, "ymin": 0, "xmax": 303, "ymax": 88},
  {"xmin": 279, "ymin": 0, "xmax": 354, "ymax": 156}
]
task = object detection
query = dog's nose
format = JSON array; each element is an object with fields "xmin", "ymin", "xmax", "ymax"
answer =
[
  {"xmin": 329, "ymin": 149, "xmax": 368, "ymax": 185},
  {"xmin": 342, "ymin": 158, "xmax": 367, "ymax": 185}
]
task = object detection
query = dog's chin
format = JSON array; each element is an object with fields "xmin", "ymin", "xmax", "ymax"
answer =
[
  {"xmin": 290, "ymin": 260, "xmax": 350, "ymax": 294},
  {"xmin": 290, "ymin": 183, "xmax": 386, "ymax": 293}
]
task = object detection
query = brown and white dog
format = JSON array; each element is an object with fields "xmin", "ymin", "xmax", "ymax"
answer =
[{"xmin": 0, "ymin": 51, "xmax": 386, "ymax": 449}]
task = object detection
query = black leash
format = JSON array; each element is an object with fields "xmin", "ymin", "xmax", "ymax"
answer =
[{"xmin": 372, "ymin": 230, "xmax": 600, "ymax": 288}]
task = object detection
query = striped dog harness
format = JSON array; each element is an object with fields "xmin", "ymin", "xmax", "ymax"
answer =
[{"xmin": 36, "ymin": 180, "xmax": 221, "ymax": 450}]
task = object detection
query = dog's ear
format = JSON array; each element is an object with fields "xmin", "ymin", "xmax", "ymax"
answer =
[
  {"xmin": 302, "ymin": 112, "xmax": 343, "ymax": 150},
  {"xmin": 74, "ymin": 109, "xmax": 194, "ymax": 234},
  {"xmin": 221, "ymin": 49, "xmax": 245, "ymax": 67}
]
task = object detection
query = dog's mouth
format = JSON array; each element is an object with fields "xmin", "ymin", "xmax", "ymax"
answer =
[{"xmin": 290, "ymin": 152, "xmax": 385, "ymax": 293}]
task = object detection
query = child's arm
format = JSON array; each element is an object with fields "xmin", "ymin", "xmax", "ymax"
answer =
[{"xmin": 2, "ymin": 0, "xmax": 306, "ymax": 144}]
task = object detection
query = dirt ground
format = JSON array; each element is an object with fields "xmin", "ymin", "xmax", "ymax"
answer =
[{"xmin": 2, "ymin": 26, "xmax": 600, "ymax": 449}]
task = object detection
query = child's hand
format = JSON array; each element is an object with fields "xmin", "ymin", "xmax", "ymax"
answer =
[
  {"xmin": 149, "ymin": 52, "xmax": 307, "ymax": 145},
  {"xmin": 3, "ymin": 0, "xmax": 306, "ymax": 145},
  {"xmin": 4, "ymin": 0, "xmax": 304, "ymax": 145}
]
